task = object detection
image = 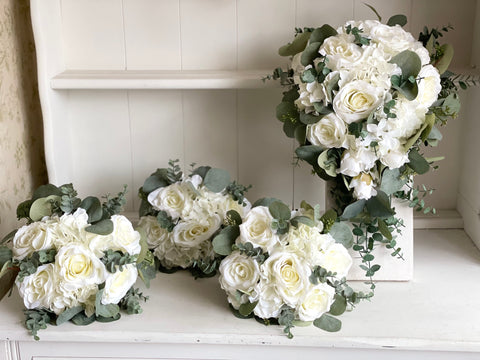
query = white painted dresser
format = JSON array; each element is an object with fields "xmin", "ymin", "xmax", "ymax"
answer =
[{"xmin": 2, "ymin": 0, "xmax": 480, "ymax": 358}]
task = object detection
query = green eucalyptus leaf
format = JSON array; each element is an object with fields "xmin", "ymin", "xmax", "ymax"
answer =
[
  {"xmin": 313, "ymin": 313, "xmax": 342, "ymax": 332},
  {"xmin": 204, "ymin": 168, "xmax": 231, "ymax": 193},
  {"xmin": 276, "ymin": 101, "xmax": 299, "ymax": 122},
  {"xmin": 364, "ymin": 3, "xmax": 382, "ymax": 21},
  {"xmin": 95, "ymin": 289, "xmax": 120, "ymax": 318},
  {"xmin": 32, "ymin": 184, "xmax": 62, "ymax": 201},
  {"xmin": 142, "ymin": 171, "xmax": 169, "ymax": 194},
  {"xmin": 407, "ymin": 149, "xmax": 430, "ymax": 175},
  {"xmin": 299, "ymin": 111, "xmax": 321, "ymax": 125},
  {"xmin": 301, "ymin": 41, "xmax": 322, "ymax": 66},
  {"xmin": 340, "ymin": 199, "xmax": 366, "ymax": 220},
  {"xmin": 329, "ymin": 222, "xmax": 354, "ymax": 248},
  {"xmin": 226, "ymin": 210, "xmax": 243, "ymax": 226},
  {"xmin": 390, "ymin": 50, "xmax": 422, "ymax": 78},
  {"xmin": 380, "ymin": 168, "xmax": 407, "ymax": 195},
  {"xmin": 269, "ymin": 201, "xmax": 291, "ymax": 221},
  {"xmin": 290, "ymin": 216, "xmax": 316, "ymax": 228},
  {"xmin": 278, "ymin": 31, "xmax": 312, "ymax": 56},
  {"xmin": 0, "ymin": 247, "xmax": 12, "ymax": 268},
  {"xmin": 29, "ymin": 195, "xmax": 61, "ymax": 221},
  {"xmin": 366, "ymin": 191, "xmax": 395, "ymax": 218},
  {"xmin": 434, "ymin": 44, "xmax": 454, "ymax": 74},
  {"xmin": 17, "ymin": 199, "xmax": 33, "ymax": 220},
  {"xmin": 295, "ymin": 145, "xmax": 325, "ymax": 166},
  {"xmin": 283, "ymin": 119, "xmax": 297, "ymax": 138},
  {"xmin": 56, "ymin": 306, "xmax": 84, "ymax": 326},
  {"xmin": 85, "ymin": 219, "xmax": 114, "ymax": 236},
  {"xmin": 426, "ymin": 35, "xmax": 435, "ymax": 55},
  {"xmin": 378, "ymin": 219, "xmax": 393, "ymax": 241},
  {"xmin": 309, "ymin": 25, "xmax": 337, "ymax": 44},
  {"xmin": 313, "ymin": 102, "xmax": 333, "ymax": 115},
  {"xmin": 252, "ymin": 198, "xmax": 282, "ymax": 208},
  {"xmin": 317, "ymin": 151, "xmax": 337, "ymax": 178},
  {"xmin": 212, "ymin": 226, "xmax": 240, "ymax": 256},
  {"xmin": 239, "ymin": 301, "xmax": 259, "ymax": 317},
  {"xmin": 404, "ymin": 114, "xmax": 435, "ymax": 151},
  {"xmin": 80, "ymin": 196, "xmax": 103, "ymax": 223},
  {"xmin": 295, "ymin": 124, "xmax": 307, "ymax": 145},
  {"xmin": 420, "ymin": 113, "xmax": 436, "ymax": 142},
  {"xmin": 329, "ymin": 294, "xmax": 347, "ymax": 316},
  {"xmin": 96, "ymin": 313, "xmax": 121, "ymax": 323},
  {"xmin": 442, "ymin": 93, "xmax": 460, "ymax": 116},
  {"xmin": 386, "ymin": 14, "xmax": 407, "ymax": 27},
  {"xmin": 71, "ymin": 312, "xmax": 96, "ymax": 326},
  {"xmin": 0, "ymin": 264, "xmax": 18, "ymax": 302},
  {"xmin": 191, "ymin": 166, "xmax": 211, "ymax": 180}
]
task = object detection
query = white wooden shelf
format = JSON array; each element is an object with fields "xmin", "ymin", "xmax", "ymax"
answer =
[
  {"xmin": 50, "ymin": 70, "xmax": 279, "ymax": 90},
  {"xmin": 1, "ymin": 229, "xmax": 479, "ymax": 360}
]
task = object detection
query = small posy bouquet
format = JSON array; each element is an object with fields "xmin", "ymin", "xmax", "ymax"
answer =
[
  {"xmin": 217, "ymin": 198, "xmax": 369, "ymax": 337},
  {"xmin": 137, "ymin": 160, "xmax": 251, "ymax": 277},
  {"xmin": 271, "ymin": 12, "xmax": 467, "ymax": 215},
  {"xmin": 0, "ymin": 184, "xmax": 155, "ymax": 340}
]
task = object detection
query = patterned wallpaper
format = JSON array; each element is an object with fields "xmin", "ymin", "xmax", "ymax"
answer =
[{"xmin": 0, "ymin": 0, "xmax": 47, "ymax": 236}]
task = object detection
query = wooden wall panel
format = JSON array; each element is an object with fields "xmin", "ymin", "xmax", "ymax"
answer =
[{"xmin": 296, "ymin": 0, "xmax": 354, "ymax": 29}]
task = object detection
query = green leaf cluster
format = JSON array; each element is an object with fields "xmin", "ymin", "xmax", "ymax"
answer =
[
  {"xmin": 190, "ymin": 257, "xmax": 220, "ymax": 279},
  {"xmin": 345, "ymin": 25, "xmax": 370, "ymax": 46},
  {"xmin": 16, "ymin": 249, "xmax": 57, "ymax": 283},
  {"xmin": 136, "ymin": 247, "xmax": 157, "ymax": 288},
  {"xmin": 389, "ymin": 50, "xmax": 422, "ymax": 100},
  {"xmin": 269, "ymin": 201, "xmax": 291, "ymax": 235},
  {"xmin": 233, "ymin": 242, "xmax": 269, "ymax": 264},
  {"xmin": 225, "ymin": 181, "xmax": 252, "ymax": 205},
  {"xmin": 24, "ymin": 308, "xmax": 54, "ymax": 340},
  {"xmin": 156, "ymin": 210, "xmax": 176, "ymax": 232},
  {"xmin": 119, "ymin": 287, "xmax": 148, "ymax": 315},
  {"xmin": 101, "ymin": 250, "xmax": 137, "ymax": 273},
  {"xmin": 212, "ymin": 225, "xmax": 240, "ymax": 256},
  {"xmin": 278, "ymin": 306, "xmax": 296, "ymax": 339}
]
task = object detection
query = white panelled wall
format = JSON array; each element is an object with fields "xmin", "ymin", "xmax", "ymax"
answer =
[{"xmin": 35, "ymin": 0, "xmax": 478, "ymax": 222}]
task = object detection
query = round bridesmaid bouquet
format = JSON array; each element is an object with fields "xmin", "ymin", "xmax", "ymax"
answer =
[{"xmin": 0, "ymin": 184, "xmax": 154, "ymax": 339}]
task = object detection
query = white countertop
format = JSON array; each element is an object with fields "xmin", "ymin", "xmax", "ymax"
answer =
[{"xmin": 1, "ymin": 229, "xmax": 479, "ymax": 353}]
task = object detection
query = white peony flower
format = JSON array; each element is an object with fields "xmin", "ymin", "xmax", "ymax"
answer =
[
  {"xmin": 52, "ymin": 208, "xmax": 89, "ymax": 248},
  {"xmin": 172, "ymin": 215, "xmax": 222, "ymax": 248},
  {"xmin": 101, "ymin": 264, "xmax": 138, "ymax": 305},
  {"xmin": 368, "ymin": 21, "xmax": 416, "ymax": 57},
  {"xmin": 307, "ymin": 113, "xmax": 348, "ymax": 148},
  {"xmin": 261, "ymin": 250, "xmax": 310, "ymax": 307},
  {"xmin": 147, "ymin": 183, "xmax": 193, "ymax": 220},
  {"xmin": 319, "ymin": 243, "xmax": 353, "ymax": 279},
  {"xmin": 296, "ymin": 282, "xmax": 335, "ymax": 321},
  {"xmin": 110, "ymin": 215, "xmax": 142, "ymax": 256},
  {"xmin": 333, "ymin": 80, "xmax": 384, "ymax": 124},
  {"xmin": 319, "ymin": 33, "xmax": 363, "ymax": 71},
  {"xmin": 284, "ymin": 224, "xmax": 334, "ymax": 266},
  {"xmin": 137, "ymin": 215, "xmax": 170, "ymax": 249},
  {"xmin": 378, "ymin": 137, "xmax": 410, "ymax": 169},
  {"xmin": 338, "ymin": 140, "xmax": 378, "ymax": 177},
  {"xmin": 12, "ymin": 220, "xmax": 57, "ymax": 260},
  {"xmin": 238, "ymin": 206, "xmax": 280, "ymax": 252},
  {"xmin": 155, "ymin": 238, "xmax": 214, "ymax": 269},
  {"xmin": 17, "ymin": 263, "xmax": 58, "ymax": 310},
  {"xmin": 55, "ymin": 243, "xmax": 106, "ymax": 291},
  {"xmin": 253, "ymin": 280, "xmax": 283, "ymax": 319},
  {"xmin": 349, "ymin": 173, "xmax": 377, "ymax": 200},
  {"xmin": 219, "ymin": 251, "xmax": 260, "ymax": 299},
  {"xmin": 416, "ymin": 65, "xmax": 442, "ymax": 108}
]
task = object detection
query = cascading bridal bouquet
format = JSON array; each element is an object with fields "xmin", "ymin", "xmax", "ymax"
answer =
[
  {"xmin": 0, "ymin": 184, "xmax": 155, "ymax": 340},
  {"xmin": 216, "ymin": 198, "xmax": 369, "ymax": 338},
  {"xmin": 268, "ymin": 11, "xmax": 472, "ymax": 282},
  {"xmin": 137, "ymin": 160, "xmax": 251, "ymax": 277}
]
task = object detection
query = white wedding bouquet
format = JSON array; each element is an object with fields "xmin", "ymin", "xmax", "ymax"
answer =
[
  {"xmin": 0, "ymin": 184, "xmax": 155, "ymax": 339},
  {"xmin": 216, "ymin": 198, "xmax": 368, "ymax": 337},
  {"xmin": 137, "ymin": 160, "xmax": 251, "ymax": 277}
]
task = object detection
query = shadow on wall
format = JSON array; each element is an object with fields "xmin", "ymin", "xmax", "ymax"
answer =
[{"xmin": 11, "ymin": 0, "xmax": 47, "ymax": 186}]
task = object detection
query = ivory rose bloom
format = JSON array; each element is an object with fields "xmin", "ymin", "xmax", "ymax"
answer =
[
  {"xmin": 55, "ymin": 243, "xmax": 106, "ymax": 291},
  {"xmin": 12, "ymin": 220, "xmax": 56, "ymax": 260},
  {"xmin": 238, "ymin": 206, "xmax": 280, "ymax": 252},
  {"xmin": 172, "ymin": 215, "xmax": 222, "ymax": 248},
  {"xmin": 296, "ymin": 283, "xmax": 335, "ymax": 321},
  {"xmin": 262, "ymin": 251, "xmax": 310, "ymax": 307},
  {"xmin": 416, "ymin": 65, "xmax": 442, "ymax": 108},
  {"xmin": 319, "ymin": 243, "xmax": 353, "ymax": 279},
  {"xmin": 147, "ymin": 183, "xmax": 193, "ymax": 219},
  {"xmin": 333, "ymin": 80, "xmax": 384, "ymax": 124},
  {"xmin": 136, "ymin": 215, "xmax": 170, "ymax": 249},
  {"xmin": 219, "ymin": 251, "xmax": 260, "ymax": 299},
  {"xmin": 307, "ymin": 113, "xmax": 348, "ymax": 148},
  {"xmin": 102, "ymin": 264, "xmax": 138, "ymax": 305},
  {"xmin": 253, "ymin": 281, "xmax": 283, "ymax": 319},
  {"xmin": 319, "ymin": 33, "xmax": 363, "ymax": 70},
  {"xmin": 109, "ymin": 215, "xmax": 142, "ymax": 255},
  {"xmin": 17, "ymin": 263, "xmax": 58, "ymax": 310}
]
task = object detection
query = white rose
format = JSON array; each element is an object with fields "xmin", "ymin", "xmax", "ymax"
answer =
[
  {"xmin": 101, "ymin": 264, "xmax": 138, "ymax": 305},
  {"xmin": 172, "ymin": 215, "xmax": 222, "ymax": 248},
  {"xmin": 55, "ymin": 243, "xmax": 106, "ymax": 291},
  {"xmin": 110, "ymin": 215, "xmax": 142, "ymax": 256},
  {"xmin": 147, "ymin": 183, "xmax": 193, "ymax": 220},
  {"xmin": 333, "ymin": 80, "xmax": 384, "ymax": 124},
  {"xmin": 261, "ymin": 250, "xmax": 310, "ymax": 307},
  {"xmin": 137, "ymin": 215, "xmax": 170, "ymax": 249},
  {"xmin": 416, "ymin": 65, "xmax": 441, "ymax": 108},
  {"xmin": 319, "ymin": 33, "xmax": 363, "ymax": 71},
  {"xmin": 338, "ymin": 142, "xmax": 378, "ymax": 177},
  {"xmin": 17, "ymin": 263, "xmax": 57, "ymax": 310},
  {"xmin": 219, "ymin": 251, "xmax": 260, "ymax": 297},
  {"xmin": 72, "ymin": 284, "xmax": 98, "ymax": 317},
  {"xmin": 350, "ymin": 173, "xmax": 377, "ymax": 200},
  {"xmin": 296, "ymin": 283, "xmax": 335, "ymax": 321},
  {"xmin": 12, "ymin": 220, "xmax": 56, "ymax": 260},
  {"xmin": 319, "ymin": 243, "xmax": 353, "ymax": 279},
  {"xmin": 253, "ymin": 280, "xmax": 283, "ymax": 319},
  {"xmin": 307, "ymin": 113, "xmax": 348, "ymax": 148},
  {"xmin": 368, "ymin": 22, "xmax": 416, "ymax": 56},
  {"xmin": 238, "ymin": 206, "xmax": 280, "ymax": 252}
]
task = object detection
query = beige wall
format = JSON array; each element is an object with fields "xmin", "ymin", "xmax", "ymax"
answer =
[{"xmin": 0, "ymin": 0, "xmax": 47, "ymax": 235}]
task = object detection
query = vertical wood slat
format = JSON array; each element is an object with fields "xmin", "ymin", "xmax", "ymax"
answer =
[
  {"xmin": 237, "ymin": 89, "xmax": 294, "ymax": 206},
  {"xmin": 61, "ymin": 0, "xmax": 125, "ymax": 70},
  {"xmin": 179, "ymin": 0, "xmax": 237, "ymax": 70},
  {"xmin": 353, "ymin": 0, "xmax": 412, "ymax": 31},
  {"xmin": 296, "ymin": 0, "xmax": 355, "ymax": 29},
  {"xmin": 129, "ymin": 91, "xmax": 184, "ymax": 211},
  {"xmin": 236, "ymin": 0, "xmax": 295, "ymax": 70},
  {"xmin": 123, "ymin": 0, "xmax": 181, "ymax": 70},
  {"xmin": 66, "ymin": 90, "xmax": 134, "ymax": 210}
]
